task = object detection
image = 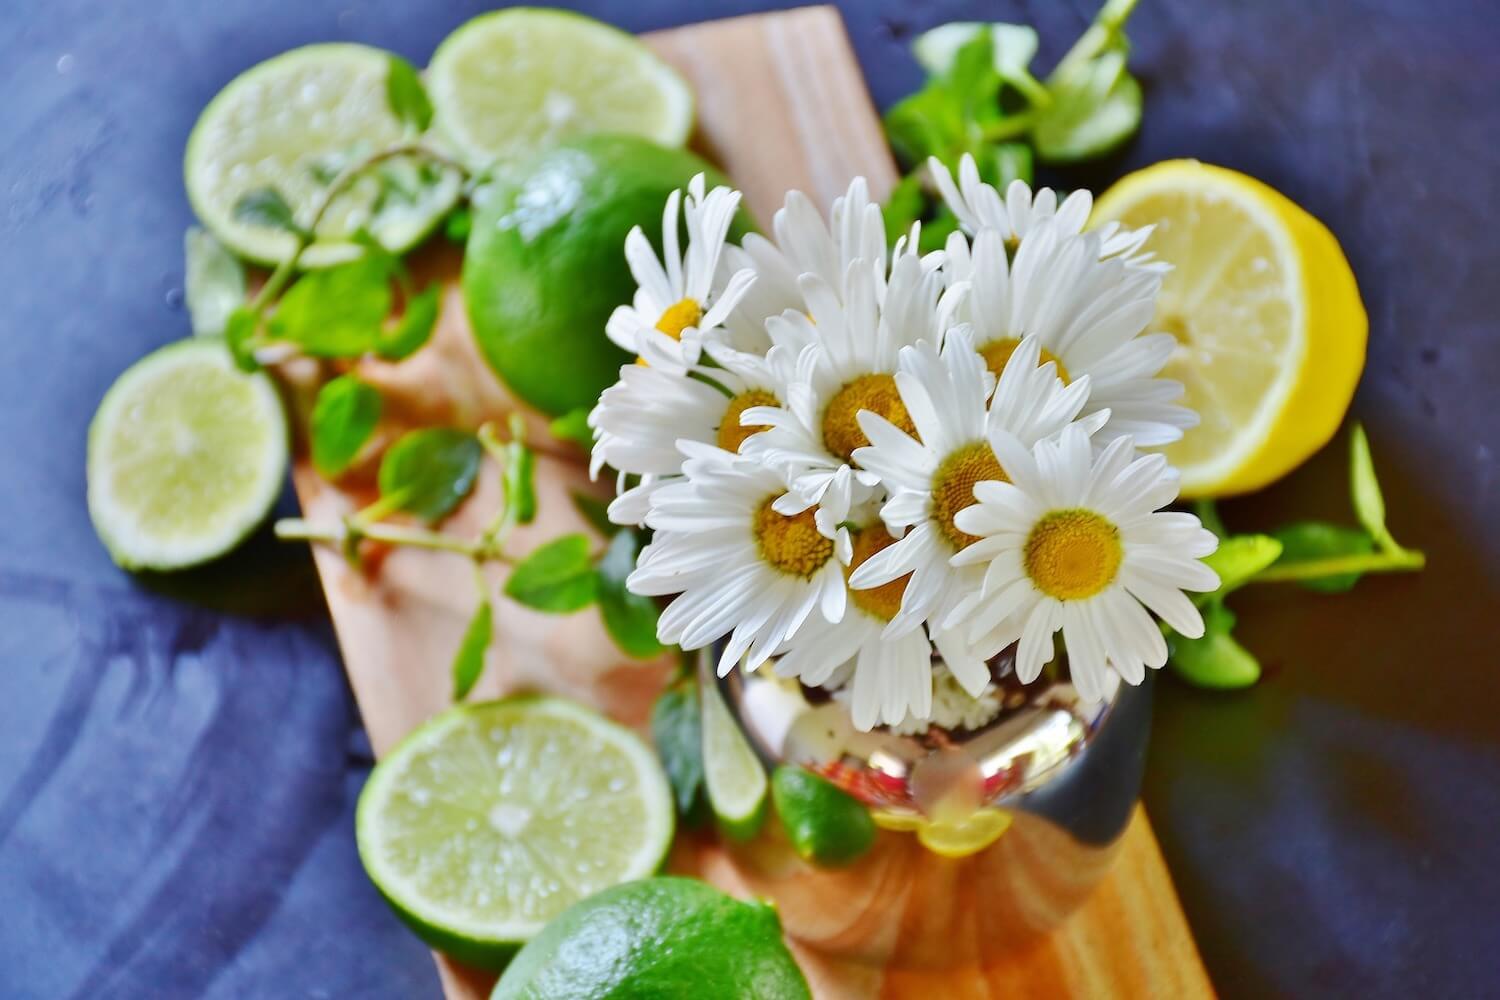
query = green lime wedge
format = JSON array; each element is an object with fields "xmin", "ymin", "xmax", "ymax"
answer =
[
  {"xmin": 87, "ymin": 339, "xmax": 288, "ymax": 571},
  {"xmin": 771, "ymin": 765, "xmax": 876, "ymax": 869},
  {"xmin": 700, "ymin": 678, "xmax": 768, "ymax": 842},
  {"xmin": 356, "ymin": 697, "xmax": 675, "ymax": 970},
  {"xmin": 427, "ymin": 9, "xmax": 694, "ymax": 169},
  {"xmin": 185, "ymin": 43, "xmax": 462, "ymax": 267}
]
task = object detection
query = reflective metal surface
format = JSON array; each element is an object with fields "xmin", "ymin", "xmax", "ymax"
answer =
[{"xmin": 707, "ymin": 651, "xmax": 1153, "ymax": 967}]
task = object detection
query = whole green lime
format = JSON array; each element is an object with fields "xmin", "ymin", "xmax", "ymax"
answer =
[
  {"xmin": 464, "ymin": 134, "xmax": 745, "ymax": 417},
  {"xmin": 771, "ymin": 765, "xmax": 876, "ymax": 869},
  {"xmin": 490, "ymin": 877, "xmax": 810, "ymax": 1000}
]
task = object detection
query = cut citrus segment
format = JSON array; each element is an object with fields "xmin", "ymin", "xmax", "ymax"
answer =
[
  {"xmin": 355, "ymin": 697, "xmax": 673, "ymax": 969},
  {"xmin": 185, "ymin": 43, "xmax": 461, "ymax": 267},
  {"xmin": 1092, "ymin": 160, "xmax": 1367, "ymax": 497},
  {"xmin": 700, "ymin": 679, "xmax": 768, "ymax": 841},
  {"xmin": 87, "ymin": 339, "xmax": 288, "ymax": 571},
  {"xmin": 915, "ymin": 808, "xmax": 1013, "ymax": 859},
  {"xmin": 427, "ymin": 9, "xmax": 694, "ymax": 168}
]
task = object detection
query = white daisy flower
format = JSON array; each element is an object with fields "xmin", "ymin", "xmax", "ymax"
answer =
[
  {"xmin": 588, "ymin": 337, "xmax": 801, "ymax": 526},
  {"xmin": 605, "ymin": 174, "xmax": 757, "ymax": 374},
  {"xmin": 847, "ymin": 330, "xmax": 1098, "ymax": 700},
  {"xmin": 772, "ymin": 523, "xmax": 985, "ymax": 731},
  {"xmin": 737, "ymin": 249, "xmax": 947, "ymax": 536},
  {"xmin": 717, "ymin": 177, "xmax": 890, "ymax": 353},
  {"xmin": 928, "ymin": 153, "xmax": 1163, "ymax": 269},
  {"xmin": 945, "ymin": 224, "xmax": 1196, "ymax": 446},
  {"xmin": 947, "ymin": 424, "xmax": 1220, "ymax": 703},
  {"xmin": 627, "ymin": 443, "xmax": 849, "ymax": 675}
]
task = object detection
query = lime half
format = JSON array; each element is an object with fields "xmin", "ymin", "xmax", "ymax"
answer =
[
  {"xmin": 356, "ymin": 697, "xmax": 675, "ymax": 969},
  {"xmin": 87, "ymin": 339, "xmax": 288, "ymax": 571},
  {"xmin": 427, "ymin": 9, "xmax": 694, "ymax": 169},
  {"xmin": 185, "ymin": 43, "xmax": 461, "ymax": 267},
  {"xmin": 700, "ymin": 679, "xmax": 768, "ymax": 841}
]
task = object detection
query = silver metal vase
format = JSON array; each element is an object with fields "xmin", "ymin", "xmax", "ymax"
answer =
[{"xmin": 702, "ymin": 648, "xmax": 1152, "ymax": 969}]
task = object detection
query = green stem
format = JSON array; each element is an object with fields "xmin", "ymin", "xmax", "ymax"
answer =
[
  {"xmin": 1251, "ymin": 549, "xmax": 1426, "ymax": 584},
  {"xmin": 1052, "ymin": 0, "xmax": 1140, "ymax": 81},
  {"xmin": 275, "ymin": 516, "xmax": 514, "ymax": 563}
]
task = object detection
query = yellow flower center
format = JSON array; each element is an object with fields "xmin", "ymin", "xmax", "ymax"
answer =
[
  {"xmin": 931, "ymin": 442, "xmax": 1008, "ymax": 551},
  {"xmin": 1024, "ymin": 509, "xmax": 1123, "ymax": 600},
  {"xmin": 821, "ymin": 373, "xmax": 917, "ymax": 464},
  {"xmin": 716, "ymin": 389, "xmax": 777, "ymax": 453},
  {"xmin": 754, "ymin": 496, "xmax": 834, "ymax": 578},
  {"xmin": 655, "ymin": 297, "xmax": 704, "ymax": 340},
  {"xmin": 847, "ymin": 526, "xmax": 909, "ymax": 622},
  {"xmin": 977, "ymin": 337, "xmax": 1071, "ymax": 384}
]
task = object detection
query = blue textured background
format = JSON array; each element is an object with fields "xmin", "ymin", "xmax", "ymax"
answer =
[{"xmin": 3, "ymin": 1, "xmax": 1498, "ymax": 996}]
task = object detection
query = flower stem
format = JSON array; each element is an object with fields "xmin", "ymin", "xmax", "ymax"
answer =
[{"xmin": 1250, "ymin": 548, "xmax": 1427, "ymax": 584}]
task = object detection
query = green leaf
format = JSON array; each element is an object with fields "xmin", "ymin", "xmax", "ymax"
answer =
[
  {"xmin": 570, "ymin": 491, "xmax": 616, "ymax": 538},
  {"xmin": 596, "ymin": 530, "xmax": 665, "ymax": 659},
  {"xmin": 1349, "ymin": 423, "xmax": 1398, "ymax": 552},
  {"xmin": 651, "ymin": 677, "xmax": 709, "ymax": 825},
  {"xmin": 1169, "ymin": 603, "xmax": 1261, "ymax": 689},
  {"xmin": 503, "ymin": 441, "xmax": 537, "ymax": 526},
  {"xmin": 376, "ymin": 284, "xmax": 440, "ymax": 361},
  {"xmin": 548, "ymin": 408, "xmax": 594, "ymax": 450},
  {"xmin": 443, "ymin": 206, "xmax": 473, "ymax": 244},
  {"xmin": 1271, "ymin": 521, "xmax": 1376, "ymax": 593},
  {"xmin": 269, "ymin": 253, "xmax": 394, "ymax": 357},
  {"xmin": 232, "ymin": 187, "xmax": 307, "ymax": 239},
  {"xmin": 1201, "ymin": 534, "xmax": 1284, "ymax": 599},
  {"xmin": 913, "ymin": 23, "xmax": 1044, "ymax": 101},
  {"xmin": 310, "ymin": 375, "xmax": 382, "ymax": 477},
  {"xmin": 224, "ymin": 306, "xmax": 260, "ymax": 372},
  {"xmin": 504, "ymin": 534, "xmax": 597, "ymax": 612},
  {"xmin": 378, "ymin": 428, "xmax": 482, "ymax": 523},
  {"xmin": 450, "ymin": 599, "xmax": 492, "ymax": 701},
  {"xmin": 183, "ymin": 227, "xmax": 246, "ymax": 337},
  {"xmin": 385, "ymin": 55, "xmax": 434, "ymax": 133},
  {"xmin": 884, "ymin": 83, "xmax": 967, "ymax": 168},
  {"xmin": 1033, "ymin": 48, "xmax": 1142, "ymax": 163}
]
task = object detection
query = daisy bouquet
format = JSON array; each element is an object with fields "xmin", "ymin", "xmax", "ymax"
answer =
[{"xmin": 590, "ymin": 156, "xmax": 1221, "ymax": 733}]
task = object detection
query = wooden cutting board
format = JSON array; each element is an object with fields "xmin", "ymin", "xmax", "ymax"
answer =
[{"xmin": 289, "ymin": 6, "xmax": 1214, "ymax": 997}]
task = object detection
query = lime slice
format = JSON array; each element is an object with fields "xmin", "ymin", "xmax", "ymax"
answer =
[
  {"xmin": 356, "ymin": 697, "xmax": 675, "ymax": 970},
  {"xmin": 185, "ymin": 43, "xmax": 462, "ymax": 267},
  {"xmin": 87, "ymin": 339, "xmax": 288, "ymax": 571},
  {"xmin": 427, "ymin": 9, "xmax": 694, "ymax": 169},
  {"xmin": 700, "ymin": 679, "xmax": 768, "ymax": 841}
]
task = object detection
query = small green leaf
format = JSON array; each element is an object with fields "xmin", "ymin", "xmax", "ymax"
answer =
[
  {"xmin": 1271, "ymin": 521, "xmax": 1376, "ymax": 593},
  {"xmin": 652, "ymin": 677, "xmax": 709, "ymax": 825},
  {"xmin": 503, "ymin": 441, "xmax": 537, "ymax": 526},
  {"xmin": 1033, "ymin": 49, "xmax": 1142, "ymax": 163},
  {"xmin": 1201, "ymin": 534, "xmax": 1283, "ymax": 599},
  {"xmin": 548, "ymin": 408, "xmax": 594, "ymax": 450},
  {"xmin": 183, "ymin": 227, "xmax": 246, "ymax": 337},
  {"xmin": 376, "ymin": 284, "xmax": 440, "ymax": 361},
  {"xmin": 224, "ymin": 306, "xmax": 261, "ymax": 372},
  {"xmin": 443, "ymin": 206, "xmax": 472, "ymax": 244},
  {"xmin": 310, "ymin": 375, "xmax": 382, "ymax": 478},
  {"xmin": 596, "ymin": 530, "xmax": 665, "ymax": 659},
  {"xmin": 1349, "ymin": 423, "xmax": 1397, "ymax": 552},
  {"xmin": 232, "ymin": 187, "xmax": 307, "ymax": 239},
  {"xmin": 504, "ymin": 534, "xmax": 597, "ymax": 612},
  {"xmin": 378, "ymin": 428, "xmax": 482, "ymax": 523},
  {"xmin": 270, "ymin": 254, "xmax": 394, "ymax": 357},
  {"xmin": 385, "ymin": 55, "xmax": 434, "ymax": 133},
  {"xmin": 1169, "ymin": 603, "xmax": 1261, "ymax": 690},
  {"xmin": 571, "ymin": 491, "xmax": 616, "ymax": 538},
  {"xmin": 884, "ymin": 84, "xmax": 966, "ymax": 168},
  {"xmin": 450, "ymin": 599, "xmax": 492, "ymax": 701}
]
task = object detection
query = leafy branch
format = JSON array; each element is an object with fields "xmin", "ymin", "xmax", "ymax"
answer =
[
  {"xmin": 1168, "ymin": 424, "xmax": 1426, "ymax": 689},
  {"xmin": 882, "ymin": 0, "xmax": 1145, "ymax": 250}
]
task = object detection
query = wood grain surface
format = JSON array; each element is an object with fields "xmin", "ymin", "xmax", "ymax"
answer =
[{"xmin": 290, "ymin": 6, "xmax": 1212, "ymax": 997}]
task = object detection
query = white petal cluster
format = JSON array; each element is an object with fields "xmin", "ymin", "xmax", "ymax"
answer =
[{"xmin": 591, "ymin": 164, "xmax": 1219, "ymax": 732}]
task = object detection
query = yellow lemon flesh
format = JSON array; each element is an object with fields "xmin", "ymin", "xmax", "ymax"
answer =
[{"xmin": 1091, "ymin": 160, "xmax": 1367, "ymax": 498}]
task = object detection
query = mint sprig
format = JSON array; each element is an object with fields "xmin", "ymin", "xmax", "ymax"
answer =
[{"xmin": 1169, "ymin": 425, "xmax": 1426, "ymax": 688}]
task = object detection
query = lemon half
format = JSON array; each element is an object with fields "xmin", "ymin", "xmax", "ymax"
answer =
[{"xmin": 1092, "ymin": 160, "xmax": 1367, "ymax": 498}]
